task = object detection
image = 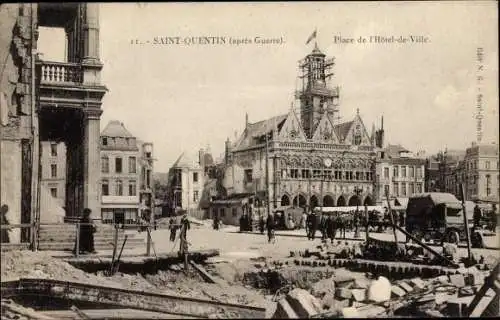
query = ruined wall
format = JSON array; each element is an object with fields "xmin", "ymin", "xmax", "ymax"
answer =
[{"xmin": 0, "ymin": 4, "xmax": 37, "ymax": 243}]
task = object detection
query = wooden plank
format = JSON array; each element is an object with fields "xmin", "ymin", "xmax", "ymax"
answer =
[
  {"xmin": 40, "ymin": 308, "xmax": 202, "ymax": 319},
  {"xmin": 189, "ymin": 260, "xmax": 217, "ymax": 284}
]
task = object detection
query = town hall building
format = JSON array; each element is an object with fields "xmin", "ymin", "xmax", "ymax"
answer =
[{"xmin": 212, "ymin": 43, "xmax": 385, "ymax": 224}]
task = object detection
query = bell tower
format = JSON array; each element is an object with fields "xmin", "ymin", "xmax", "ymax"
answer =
[{"xmin": 296, "ymin": 43, "xmax": 340, "ymax": 139}]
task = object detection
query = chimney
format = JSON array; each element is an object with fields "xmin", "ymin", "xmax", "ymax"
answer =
[{"xmin": 245, "ymin": 113, "xmax": 249, "ymax": 129}]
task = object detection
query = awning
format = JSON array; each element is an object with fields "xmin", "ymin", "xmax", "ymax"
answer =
[
  {"xmin": 101, "ymin": 204, "xmax": 139, "ymax": 209},
  {"xmin": 212, "ymin": 198, "xmax": 247, "ymax": 206}
]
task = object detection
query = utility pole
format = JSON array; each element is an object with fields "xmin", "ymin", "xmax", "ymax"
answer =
[
  {"xmin": 460, "ymin": 183, "xmax": 473, "ymax": 263},
  {"xmin": 354, "ymin": 186, "xmax": 362, "ymax": 238}
]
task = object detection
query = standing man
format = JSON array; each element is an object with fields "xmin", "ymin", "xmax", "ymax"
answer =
[
  {"xmin": 320, "ymin": 214, "xmax": 328, "ymax": 242},
  {"xmin": 259, "ymin": 214, "xmax": 265, "ymax": 234},
  {"xmin": 301, "ymin": 210, "xmax": 307, "ymax": 230},
  {"xmin": 213, "ymin": 213, "xmax": 220, "ymax": 230},
  {"xmin": 266, "ymin": 211, "xmax": 275, "ymax": 243},
  {"xmin": 179, "ymin": 213, "xmax": 191, "ymax": 271},
  {"xmin": 310, "ymin": 211, "xmax": 318, "ymax": 240},
  {"xmin": 169, "ymin": 218, "xmax": 177, "ymax": 242},
  {"xmin": 490, "ymin": 204, "xmax": 497, "ymax": 232},
  {"xmin": 473, "ymin": 204, "xmax": 482, "ymax": 230},
  {"xmin": 327, "ymin": 213, "xmax": 336, "ymax": 244},
  {"xmin": 353, "ymin": 209, "xmax": 360, "ymax": 238},
  {"xmin": 76, "ymin": 208, "xmax": 96, "ymax": 254},
  {"xmin": 1, "ymin": 204, "xmax": 11, "ymax": 244}
]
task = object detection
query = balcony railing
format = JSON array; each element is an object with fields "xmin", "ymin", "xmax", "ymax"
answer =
[{"xmin": 40, "ymin": 61, "xmax": 83, "ymax": 84}]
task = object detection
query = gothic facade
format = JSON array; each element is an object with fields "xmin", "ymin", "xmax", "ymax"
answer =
[{"xmin": 222, "ymin": 44, "xmax": 384, "ymax": 211}]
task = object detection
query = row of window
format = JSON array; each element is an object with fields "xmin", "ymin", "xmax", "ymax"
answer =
[
  {"xmin": 243, "ymin": 169, "xmax": 374, "ymax": 182},
  {"xmin": 383, "ymin": 165, "xmax": 423, "ymax": 179},
  {"xmin": 101, "ymin": 180, "xmax": 137, "ymax": 196},
  {"xmin": 383, "ymin": 182, "xmax": 423, "ymax": 197},
  {"xmin": 283, "ymin": 169, "xmax": 373, "ymax": 181},
  {"xmin": 465, "ymin": 160, "xmax": 499, "ymax": 171},
  {"xmin": 102, "ymin": 156, "xmax": 136, "ymax": 174},
  {"xmin": 101, "ymin": 209, "xmax": 137, "ymax": 224},
  {"xmin": 102, "ymin": 137, "xmax": 136, "ymax": 148}
]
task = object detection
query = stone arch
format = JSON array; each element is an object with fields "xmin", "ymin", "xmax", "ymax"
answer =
[
  {"xmin": 310, "ymin": 195, "xmax": 319, "ymax": 209},
  {"xmin": 363, "ymin": 195, "xmax": 374, "ymax": 206},
  {"xmin": 281, "ymin": 194, "xmax": 290, "ymax": 207},
  {"xmin": 348, "ymin": 195, "xmax": 361, "ymax": 206},
  {"xmin": 323, "ymin": 194, "xmax": 335, "ymax": 207},
  {"xmin": 336, "ymin": 195, "xmax": 346, "ymax": 207},
  {"xmin": 293, "ymin": 194, "xmax": 307, "ymax": 208}
]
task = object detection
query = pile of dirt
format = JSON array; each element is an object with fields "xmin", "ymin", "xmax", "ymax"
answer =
[
  {"xmin": 140, "ymin": 268, "xmax": 266, "ymax": 307},
  {"xmin": 207, "ymin": 259, "xmax": 257, "ymax": 284},
  {"xmin": 1, "ymin": 251, "xmax": 115, "ymax": 288}
]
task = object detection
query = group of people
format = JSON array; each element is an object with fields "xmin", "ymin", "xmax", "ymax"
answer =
[{"xmin": 304, "ymin": 211, "xmax": 348, "ymax": 242}]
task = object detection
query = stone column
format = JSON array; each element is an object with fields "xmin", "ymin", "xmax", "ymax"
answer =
[
  {"xmin": 81, "ymin": 3, "xmax": 100, "ymax": 64},
  {"xmin": 83, "ymin": 108, "xmax": 102, "ymax": 220}
]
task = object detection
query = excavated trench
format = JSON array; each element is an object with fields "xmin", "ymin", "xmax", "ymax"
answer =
[{"xmin": 1, "ymin": 250, "xmax": 267, "ymax": 319}]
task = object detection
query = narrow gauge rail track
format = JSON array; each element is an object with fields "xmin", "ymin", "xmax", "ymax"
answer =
[{"xmin": 1, "ymin": 278, "xmax": 266, "ymax": 319}]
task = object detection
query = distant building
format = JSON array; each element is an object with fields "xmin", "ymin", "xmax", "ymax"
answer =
[
  {"xmin": 166, "ymin": 151, "xmax": 206, "ymax": 215},
  {"xmin": 40, "ymin": 141, "xmax": 67, "ymax": 208},
  {"xmin": 463, "ymin": 143, "xmax": 499, "ymax": 203},
  {"xmin": 138, "ymin": 141, "xmax": 155, "ymax": 221},
  {"xmin": 425, "ymin": 144, "xmax": 498, "ymax": 204},
  {"xmin": 375, "ymin": 144, "xmax": 426, "ymax": 204},
  {"xmin": 425, "ymin": 149, "xmax": 465, "ymax": 193},
  {"xmin": 212, "ymin": 43, "xmax": 384, "ymax": 227},
  {"xmin": 99, "ymin": 120, "xmax": 141, "ymax": 224}
]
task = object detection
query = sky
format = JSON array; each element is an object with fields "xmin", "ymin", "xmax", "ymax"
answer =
[{"xmin": 37, "ymin": 1, "xmax": 499, "ymax": 173}]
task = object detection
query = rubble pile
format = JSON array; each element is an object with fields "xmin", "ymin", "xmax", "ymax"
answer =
[
  {"xmin": 1, "ymin": 251, "xmax": 118, "ymax": 287},
  {"xmin": 241, "ymin": 263, "xmax": 365, "ymax": 295},
  {"xmin": 296, "ymin": 264, "xmax": 495, "ymax": 318},
  {"xmin": 291, "ymin": 240, "xmax": 458, "ymax": 266}
]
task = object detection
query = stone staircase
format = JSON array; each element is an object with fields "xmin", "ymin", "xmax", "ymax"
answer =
[{"xmin": 37, "ymin": 223, "xmax": 145, "ymax": 251}]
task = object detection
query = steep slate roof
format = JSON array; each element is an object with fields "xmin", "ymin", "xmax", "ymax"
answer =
[
  {"xmin": 234, "ymin": 114, "xmax": 287, "ymax": 150},
  {"xmin": 171, "ymin": 152, "xmax": 200, "ymax": 169},
  {"xmin": 333, "ymin": 121, "xmax": 353, "ymax": 141},
  {"xmin": 249, "ymin": 114, "xmax": 288, "ymax": 138},
  {"xmin": 386, "ymin": 144, "xmax": 410, "ymax": 158},
  {"xmin": 101, "ymin": 120, "xmax": 135, "ymax": 138}
]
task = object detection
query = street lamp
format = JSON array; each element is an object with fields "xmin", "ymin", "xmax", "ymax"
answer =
[{"xmin": 353, "ymin": 186, "xmax": 363, "ymax": 238}]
